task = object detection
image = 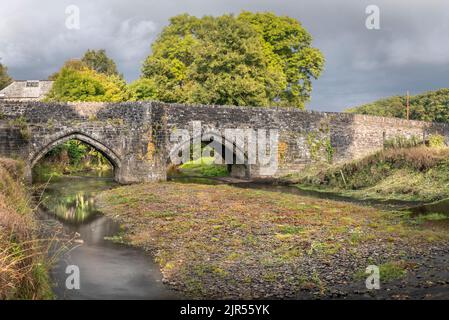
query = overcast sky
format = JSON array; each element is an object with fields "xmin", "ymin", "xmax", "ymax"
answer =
[{"xmin": 1, "ymin": 0, "xmax": 448, "ymax": 111}]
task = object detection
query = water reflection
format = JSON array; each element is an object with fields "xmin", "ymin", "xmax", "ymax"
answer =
[
  {"xmin": 46, "ymin": 192, "xmax": 97, "ymax": 223},
  {"xmin": 42, "ymin": 176, "xmax": 114, "ymax": 224},
  {"xmin": 40, "ymin": 174, "xmax": 179, "ymax": 300}
]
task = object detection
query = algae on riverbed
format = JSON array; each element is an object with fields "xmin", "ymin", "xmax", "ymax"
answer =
[{"xmin": 96, "ymin": 181, "xmax": 449, "ymax": 299}]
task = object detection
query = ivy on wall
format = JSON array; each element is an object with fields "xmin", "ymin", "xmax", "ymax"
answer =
[{"xmin": 306, "ymin": 121, "xmax": 334, "ymax": 164}]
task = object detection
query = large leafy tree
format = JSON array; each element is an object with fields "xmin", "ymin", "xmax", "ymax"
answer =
[
  {"xmin": 46, "ymin": 60, "xmax": 130, "ymax": 102},
  {"xmin": 48, "ymin": 59, "xmax": 88, "ymax": 80},
  {"xmin": 141, "ymin": 13, "xmax": 324, "ymax": 108},
  {"xmin": 346, "ymin": 89, "xmax": 449, "ymax": 123},
  {"xmin": 81, "ymin": 49, "xmax": 120, "ymax": 77},
  {"xmin": 128, "ymin": 78, "xmax": 158, "ymax": 101},
  {"xmin": 239, "ymin": 12, "xmax": 325, "ymax": 107},
  {"xmin": 0, "ymin": 62, "xmax": 12, "ymax": 90}
]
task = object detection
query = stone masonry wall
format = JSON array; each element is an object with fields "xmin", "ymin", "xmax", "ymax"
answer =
[{"xmin": 0, "ymin": 101, "xmax": 448, "ymax": 183}]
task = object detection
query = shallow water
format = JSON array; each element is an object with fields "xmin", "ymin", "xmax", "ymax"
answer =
[{"xmin": 39, "ymin": 175, "xmax": 179, "ymax": 300}]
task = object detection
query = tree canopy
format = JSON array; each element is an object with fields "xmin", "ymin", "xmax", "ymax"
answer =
[
  {"xmin": 128, "ymin": 78, "xmax": 158, "ymax": 101},
  {"xmin": 44, "ymin": 14, "xmax": 325, "ymax": 107},
  {"xmin": 46, "ymin": 60, "xmax": 130, "ymax": 102},
  {"xmin": 81, "ymin": 49, "xmax": 120, "ymax": 77},
  {"xmin": 0, "ymin": 62, "xmax": 12, "ymax": 90},
  {"xmin": 346, "ymin": 89, "xmax": 449, "ymax": 123},
  {"xmin": 140, "ymin": 12, "xmax": 324, "ymax": 108}
]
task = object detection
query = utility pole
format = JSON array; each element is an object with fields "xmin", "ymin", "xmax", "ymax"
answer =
[{"xmin": 406, "ymin": 91, "xmax": 410, "ymax": 120}]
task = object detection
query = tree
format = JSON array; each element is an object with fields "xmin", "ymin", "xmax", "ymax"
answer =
[
  {"xmin": 141, "ymin": 13, "xmax": 324, "ymax": 108},
  {"xmin": 346, "ymin": 88, "xmax": 449, "ymax": 123},
  {"xmin": 0, "ymin": 62, "xmax": 12, "ymax": 90},
  {"xmin": 346, "ymin": 96, "xmax": 407, "ymax": 118},
  {"xmin": 81, "ymin": 49, "xmax": 120, "ymax": 76},
  {"xmin": 128, "ymin": 78, "xmax": 158, "ymax": 101},
  {"xmin": 239, "ymin": 12, "xmax": 325, "ymax": 108},
  {"xmin": 48, "ymin": 59, "xmax": 88, "ymax": 80},
  {"xmin": 46, "ymin": 62, "xmax": 130, "ymax": 102}
]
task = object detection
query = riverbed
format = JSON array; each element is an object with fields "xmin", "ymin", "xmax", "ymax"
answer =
[{"xmin": 38, "ymin": 174, "xmax": 449, "ymax": 299}]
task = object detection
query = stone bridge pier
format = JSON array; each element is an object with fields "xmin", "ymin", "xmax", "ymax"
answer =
[{"xmin": 0, "ymin": 101, "xmax": 448, "ymax": 184}]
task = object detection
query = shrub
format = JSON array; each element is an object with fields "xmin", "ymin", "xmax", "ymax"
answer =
[
  {"xmin": 427, "ymin": 134, "xmax": 446, "ymax": 148},
  {"xmin": 384, "ymin": 135, "xmax": 422, "ymax": 149},
  {"xmin": 9, "ymin": 116, "xmax": 31, "ymax": 141},
  {"xmin": 295, "ymin": 146, "xmax": 449, "ymax": 190}
]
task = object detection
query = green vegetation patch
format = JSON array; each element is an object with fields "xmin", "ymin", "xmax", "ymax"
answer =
[
  {"xmin": 346, "ymin": 88, "xmax": 449, "ymax": 123},
  {"xmin": 174, "ymin": 157, "xmax": 229, "ymax": 177},
  {"xmin": 96, "ymin": 181, "xmax": 449, "ymax": 299},
  {"xmin": 285, "ymin": 146, "xmax": 449, "ymax": 202},
  {"xmin": 32, "ymin": 139, "xmax": 113, "ymax": 182}
]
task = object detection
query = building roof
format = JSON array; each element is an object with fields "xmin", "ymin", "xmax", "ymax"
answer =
[{"xmin": 0, "ymin": 80, "xmax": 53, "ymax": 100}]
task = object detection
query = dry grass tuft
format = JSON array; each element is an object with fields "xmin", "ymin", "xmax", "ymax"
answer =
[
  {"xmin": 0, "ymin": 158, "xmax": 52, "ymax": 300},
  {"xmin": 351, "ymin": 146, "xmax": 449, "ymax": 172},
  {"xmin": 285, "ymin": 146, "xmax": 449, "ymax": 201}
]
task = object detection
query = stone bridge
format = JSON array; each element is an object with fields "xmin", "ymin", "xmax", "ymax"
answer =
[{"xmin": 0, "ymin": 101, "xmax": 448, "ymax": 183}]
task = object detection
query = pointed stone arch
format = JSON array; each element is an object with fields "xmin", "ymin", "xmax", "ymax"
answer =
[
  {"xmin": 29, "ymin": 131, "xmax": 122, "ymax": 181},
  {"xmin": 167, "ymin": 131, "xmax": 249, "ymax": 178}
]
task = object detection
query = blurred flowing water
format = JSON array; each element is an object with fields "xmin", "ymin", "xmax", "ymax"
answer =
[{"xmin": 38, "ymin": 174, "xmax": 179, "ymax": 300}]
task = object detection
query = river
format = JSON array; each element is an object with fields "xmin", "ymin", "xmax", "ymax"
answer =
[{"xmin": 37, "ymin": 174, "xmax": 179, "ymax": 300}]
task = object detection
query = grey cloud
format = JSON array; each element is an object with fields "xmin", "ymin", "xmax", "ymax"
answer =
[{"xmin": 0, "ymin": 0, "xmax": 448, "ymax": 111}]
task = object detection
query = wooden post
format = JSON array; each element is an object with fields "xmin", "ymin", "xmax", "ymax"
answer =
[{"xmin": 406, "ymin": 91, "xmax": 410, "ymax": 120}]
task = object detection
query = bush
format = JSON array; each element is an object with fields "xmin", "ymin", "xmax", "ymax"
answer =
[
  {"xmin": 384, "ymin": 135, "xmax": 422, "ymax": 149},
  {"xmin": 427, "ymin": 134, "xmax": 446, "ymax": 148},
  {"xmin": 9, "ymin": 116, "xmax": 31, "ymax": 141},
  {"xmin": 294, "ymin": 146, "xmax": 449, "ymax": 190}
]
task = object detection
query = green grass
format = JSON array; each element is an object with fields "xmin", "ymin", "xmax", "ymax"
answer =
[
  {"xmin": 278, "ymin": 225, "xmax": 304, "ymax": 235},
  {"xmin": 284, "ymin": 146, "xmax": 449, "ymax": 202},
  {"xmin": 419, "ymin": 213, "xmax": 448, "ymax": 221},
  {"xmin": 380, "ymin": 261, "xmax": 408, "ymax": 281},
  {"xmin": 33, "ymin": 162, "xmax": 111, "ymax": 182},
  {"xmin": 412, "ymin": 213, "xmax": 449, "ymax": 224},
  {"xmin": 104, "ymin": 235, "xmax": 126, "ymax": 244},
  {"xmin": 22, "ymin": 261, "xmax": 54, "ymax": 300},
  {"xmin": 354, "ymin": 261, "xmax": 408, "ymax": 282},
  {"xmin": 175, "ymin": 157, "xmax": 229, "ymax": 177}
]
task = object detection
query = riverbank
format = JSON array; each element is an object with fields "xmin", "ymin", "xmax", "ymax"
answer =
[
  {"xmin": 0, "ymin": 158, "xmax": 53, "ymax": 299},
  {"xmin": 282, "ymin": 146, "xmax": 449, "ymax": 203},
  {"xmin": 96, "ymin": 181, "xmax": 449, "ymax": 299}
]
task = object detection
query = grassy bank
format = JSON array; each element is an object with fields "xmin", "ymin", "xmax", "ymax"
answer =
[
  {"xmin": 33, "ymin": 161, "xmax": 111, "ymax": 182},
  {"xmin": 283, "ymin": 146, "xmax": 449, "ymax": 202},
  {"xmin": 168, "ymin": 157, "xmax": 229, "ymax": 178},
  {"xmin": 0, "ymin": 158, "xmax": 53, "ymax": 299},
  {"xmin": 97, "ymin": 182, "xmax": 449, "ymax": 299}
]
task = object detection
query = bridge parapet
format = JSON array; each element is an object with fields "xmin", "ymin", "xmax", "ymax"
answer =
[{"xmin": 0, "ymin": 101, "xmax": 447, "ymax": 183}]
